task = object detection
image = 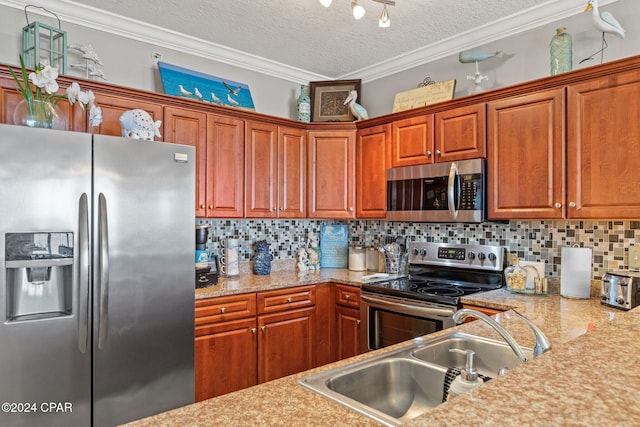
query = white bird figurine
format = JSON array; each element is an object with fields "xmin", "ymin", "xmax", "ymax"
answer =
[
  {"xmin": 178, "ymin": 85, "xmax": 192, "ymax": 97},
  {"xmin": 343, "ymin": 90, "xmax": 368, "ymax": 121},
  {"xmin": 211, "ymin": 91, "xmax": 222, "ymax": 104},
  {"xmin": 585, "ymin": 0, "xmax": 625, "ymax": 39},
  {"xmin": 227, "ymin": 94, "xmax": 240, "ymax": 106},
  {"xmin": 194, "ymin": 87, "xmax": 203, "ymax": 100}
]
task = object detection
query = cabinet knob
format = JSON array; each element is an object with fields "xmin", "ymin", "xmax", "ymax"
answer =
[
  {"xmin": 554, "ymin": 202, "xmax": 562, "ymax": 209},
  {"xmin": 569, "ymin": 201, "xmax": 576, "ymax": 208},
  {"xmin": 435, "ymin": 150, "xmax": 441, "ymax": 156},
  {"xmin": 208, "ymin": 205, "xmax": 214, "ymax": 209},
  {"xmin": 220, "ymin": 307, "xmax": 226, "ymax": 314},
  {"xmin": 345, "ymin": 295, "xmax": 350, "ymax": 300},
  {"xmin": 349, "ymin": 207, "xmax": 353, "ymax": 212},
  {"xmin": 200, "ymin": 204, "xmax": 205, "ymax": 209},
  {"xmin": 426, "ymin": 151, "xmax": 432, "ymax": 156},
  {"xmin": 251, "ymin": 328, "xmax": 257, "ymax": 334},
  {"xmin": 279, "ymin": 207, "xmax": 283, "ymax": 211},
  {"xmin": 356, "ymin": 320, "xmax": 361, "ymax": 325},
  {"xmin": 261, "ymin": 326, "xmax": 266, "ymax": 332},
  {"xmin": 273, "ymin": 207, "xmax": 277, "ymax": 211},
  {"xmin": 287, "ymin": 297, "xmax": 293, "ymax": 303}
]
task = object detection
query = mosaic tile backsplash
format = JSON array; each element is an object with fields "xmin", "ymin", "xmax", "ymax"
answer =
[{"xmin": 196, "ymin": 219, "xmax": 640, "ymax": 280}]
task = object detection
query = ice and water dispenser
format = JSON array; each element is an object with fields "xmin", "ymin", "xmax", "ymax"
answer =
[{"xmin": 5, "ymin": 232, "xmax": 74, "ymax": 321}]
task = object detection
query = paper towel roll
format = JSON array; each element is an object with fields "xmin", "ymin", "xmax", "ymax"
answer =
[{"xmin": 560, "ymin": 246, "xmax": 592, "ymax": 299}]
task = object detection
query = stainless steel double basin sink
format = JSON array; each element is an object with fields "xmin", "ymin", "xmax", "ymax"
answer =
[{"xmin": 298, "ymin": 332, "xmax": 534, "ymax": 426}]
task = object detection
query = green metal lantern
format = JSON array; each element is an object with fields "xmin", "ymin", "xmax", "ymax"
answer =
[{"xmin": 21, "ymin": 6, "xmax": 67, "ymax": 73}]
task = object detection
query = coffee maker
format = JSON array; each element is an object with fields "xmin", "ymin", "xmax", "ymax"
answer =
[{"xmin": 195, "ymin": 224, "xmax": 218, "ymax": 288}]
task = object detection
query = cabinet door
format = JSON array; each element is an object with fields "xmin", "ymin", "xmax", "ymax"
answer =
[
  {"xmin": 258, "ymin": 307, "xmax": 315, "ymax": 383},
  {"xmin": 206, "ymin": 114, "xmax": 244, "ymax": 218},
  {"xmin": 435, "ymin": 103, "xmax": 486, "ymax": 162},
  {"xmin": 92, "ymin": 93, "xmax": 164, "ymax": 139},
  {"xmin": 567, "ymin": 71, "xmax": 640, "ymax": 218},
  {"xmin": 391, "ymin": 115, "xmax": 435, "ymax": 167},
  {"xmin": 195, "ymin": 318, "xmax": 257, "ymax": 401},
  {"xmin": 245, "ymin": 121, "xmax": 278, "ymax": 218},
  {"xmin": 356, "ymin": 124, "xmax": 390, "ymax": 218},
  {"xmin": 278, "ymin": 126, "xmax": 307, "ymax": 218},
  {"xmin": 336, "ymin": 306, "xmax": 361, "ymax": 360},
  {"xmin": 164, "ymin": 107, "xmax": 207, "ymax": 217},
  {"xmin": 487, "ymin": 89, "xmax": 565, "ymax": 219},
  {"xmin": 307, "ymin": 130, "xmax": 356, "ymax": 219}
]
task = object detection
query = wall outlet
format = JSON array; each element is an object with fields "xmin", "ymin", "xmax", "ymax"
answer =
[{"xmin": 629, "ymin": 246, "xmax": 640, "ymax": 269}]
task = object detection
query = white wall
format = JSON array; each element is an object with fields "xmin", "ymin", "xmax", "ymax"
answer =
[
  {"xmin": 1, "ymin": 1, "xmax": 639, "ymax": 119},
  {"xmin": 362, "ymin": 0, "xmax": 640, "ymax": 118}
]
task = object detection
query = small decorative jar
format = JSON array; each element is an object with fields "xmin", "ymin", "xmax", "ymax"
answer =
[
  {"xmin": 550, "ymin": 27, "xmax": 572, "ymax": 76},
  {"xmin": 296, "ymin": 84, "xmax": 311, "ymax": 122},
  {"xmin": 253, "ymin": 240, "xmax": 273, "ymax": 275}
]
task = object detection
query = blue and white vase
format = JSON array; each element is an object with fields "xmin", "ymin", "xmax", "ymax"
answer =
[
  {"xmin": 550, "ymin": 28, "xmax": 572, "ymax": 76},
  {"xmin": 253, "ymin": 240, "xmax": 273, "ymax": 275},
  {"xmin": 296, "ymin": 84, "xmax": 311, "ymax": 122}
]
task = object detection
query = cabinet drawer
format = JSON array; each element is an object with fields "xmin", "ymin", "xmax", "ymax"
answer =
[
  {"xmin": 258, "ymin": 286, "xmax": 316, "ymax": 314},
  {"xmin": 335, "ymin": 284, "xmax": 360, "ymax": 309},
  {"xmin": 195, "ymin": 293, "xmax": 257, "ymax": 326}
]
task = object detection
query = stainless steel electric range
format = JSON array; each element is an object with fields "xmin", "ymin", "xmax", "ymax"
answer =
[{"xmin": 361, "ymin": 242, "xmax": 506, "ymax": 351}]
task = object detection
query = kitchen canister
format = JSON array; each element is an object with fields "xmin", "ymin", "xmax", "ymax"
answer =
[
  {"xmin": 348, "ymin": 246, "xmax": 366, "ymax": 271},
  {"xmin": 560, "ymin": 246, "xmax": 592, "ymax": 299},
  {"xmin": 366, "ymin": 247, "xmax": 380, "ymax": 272},
  {"xmin": 219, "ymin": 238, "xmax": 240, "ymax": 277}
]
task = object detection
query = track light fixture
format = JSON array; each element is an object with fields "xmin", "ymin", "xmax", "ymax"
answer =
[{"xmin": 320, "ymin": 0, "xmax": 395, "ymax": 27}]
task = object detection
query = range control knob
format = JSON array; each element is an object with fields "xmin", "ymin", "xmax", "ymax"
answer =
[
  {"xmin": 616, "ymin": 297, "xmax": 626, "ymax": 305},
  {"xmin": 488, "ymin": 253, "xmax": 497, "ymax": 262},
  {"xmin": 467, "ymin": 252, "xmax": 476, "ymax": 260},
  {"xmin": 412, "ymin": 248, "xmax": 419, "ymax": 255},
  {"xmin": 419, "ymin": 248, "xmax": 427, "ymax": 256},
  {"xmin": 601, "ymin": 294, "xmax": 608, "ymax": 302},
  {"xmin": 477, "ymin": 252, "xmax": 486, "ymax": 261}
]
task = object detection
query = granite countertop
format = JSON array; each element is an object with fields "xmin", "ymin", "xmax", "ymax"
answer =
[{"xmin": 127, "ymin": 269, "xmax": 639, "ymax": 426}]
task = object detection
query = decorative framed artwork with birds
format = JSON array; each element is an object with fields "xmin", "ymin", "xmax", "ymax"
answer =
[
  {"xmin": 157, "ymin": 61, "xmax": 255, "ymax": 110},
  {"xmin": 309, "ymin": 79, "xmax": 362, "ymax": 122}
]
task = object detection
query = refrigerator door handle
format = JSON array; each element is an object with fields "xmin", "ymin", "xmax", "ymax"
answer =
[
  {"xmin": 78, "ymin": 193, "xmax": 90, "ymax": 353},
  {"xmin": 98, "ymin": 193, "xmax": 110, "ymax": 349}
]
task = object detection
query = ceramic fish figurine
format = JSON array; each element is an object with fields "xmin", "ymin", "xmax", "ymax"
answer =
[
  {"xmin": 458, "ymin": 49, "xmax": 501, "ymax": 63},
  {"xmin": 67, "ymin": 43, "xmax": 104, "ymax": 65},
  {"xmin": 343, "ymin": 90, "xmax": 368, "ymax": 121},
  {"xmin": 119, "ymin": 109, "xmax": 162, "ymax": 141}
]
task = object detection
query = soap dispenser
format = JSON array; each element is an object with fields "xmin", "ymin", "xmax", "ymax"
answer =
[{"xmin": 447, "ymin": 349, "xmax": 485, "ymax": 400}]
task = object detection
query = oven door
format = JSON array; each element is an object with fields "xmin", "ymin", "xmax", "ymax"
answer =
[{"xmin": 360, "ymin": 292, "xmax": 456, "ymax": 352}]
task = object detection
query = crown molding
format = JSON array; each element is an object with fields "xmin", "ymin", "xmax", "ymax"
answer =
[{"xmin": 0, "ymin": 0, "xmax": 620, "ymax": 84}]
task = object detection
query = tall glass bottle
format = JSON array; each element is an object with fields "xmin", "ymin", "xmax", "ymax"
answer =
[
  {"xmin": 296, "ymin": 84, "xmax": 311, "ymax": 122},
  {"xmin": 550, "ymin": 27, "xmax": 572, "ymax": 75}
]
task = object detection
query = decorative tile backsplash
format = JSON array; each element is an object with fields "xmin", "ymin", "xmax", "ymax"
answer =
[{"xmin": 196, "ymin": 219, "xmax": 640, "ymax": 279}]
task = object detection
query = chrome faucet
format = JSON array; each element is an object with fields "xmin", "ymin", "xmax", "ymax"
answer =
[{"xmin": 452, "ymin": 309, "xmax": 552, "ymax": 362}]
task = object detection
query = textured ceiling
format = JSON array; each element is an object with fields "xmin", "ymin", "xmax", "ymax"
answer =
[{"xmin": 66, "ymin": 0, "xmax": 556, "ymax": 78}]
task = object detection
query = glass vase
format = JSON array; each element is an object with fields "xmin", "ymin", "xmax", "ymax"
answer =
[
  {"xmin": 550, "ymin": 27, "xmax": 572, "ymax": 76},
  {"xmin": 13, "ymin": 99, "xmax": 66, "ymax": 130},
  {"xmin": 296, "ymin": 84, "xmax": 311, "ymax": 122}
]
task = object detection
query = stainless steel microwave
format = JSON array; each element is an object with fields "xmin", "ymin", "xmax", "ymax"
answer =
[{"xmin": 386, "ymin": 158, "xmax": 485, "ymax": 223}]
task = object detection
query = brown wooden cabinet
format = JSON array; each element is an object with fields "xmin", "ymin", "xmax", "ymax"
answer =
[
  {"xmin": 194, "ymin": 294, "xmax": 258, "ymax": 401},
  {"xmin": 245, "ymin": 123, "xmax": 306, "ymax": 218},
  {"xmin": 206, "ymin": 114, "xmax": 245, "ymax": 218},
  {"xmin": 567, "ymin": 70, "xmax": 640, "ymax": 219},
  {"xmin": 93, "ymin": 93, "xmax": 164, "ymax": 138},
  {"xmin": 356, "ymin": 124, "xmax": 390, "ymax": 218},
  {"xmin": 487, "ymin": 88, "xmax": 565, "ymax": 220},
  {"xmin": 164, "ymin": 107, "xmax": 208, "ymax": 216},
  {"xmin": 461, "ymin": 304, "xmax": 504, "ymax": 322},
  {"xmin": 307, "ymin": 130, "xmax": 356, "ymax": 218},
  {"xmin": 391, "ymin": 115, "xmax": 434, "ymax": 167},
  {"xmin": 435, "ymin": 103, "xmax": 486, "ymax": 162},
  {"xmin": 334, "ymin": 284, "xmax": 361, "ymax": 360}
]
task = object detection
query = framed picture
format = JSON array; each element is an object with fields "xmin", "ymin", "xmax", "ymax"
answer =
[{"xmin": 309, "ymin": 79, "xmax": 361, "ymax": 122}]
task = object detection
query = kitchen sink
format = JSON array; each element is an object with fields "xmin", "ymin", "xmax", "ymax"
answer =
[{"xmin": 298, "ymin": 332, "xmax": 535, "ymax": 426}]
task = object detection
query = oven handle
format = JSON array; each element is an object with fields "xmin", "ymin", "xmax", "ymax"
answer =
[
  {"xmin": 447, "ymin": 162, "xmax": 459, "ymax": 218},
  {"xmin": 361, "ymin": 293, "xmax": 456, "ymax": 318}
]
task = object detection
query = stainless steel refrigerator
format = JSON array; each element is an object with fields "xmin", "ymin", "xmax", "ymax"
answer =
[{"xmin": 0, "ymin": 124, "xmax": 195, "ymax": 427}]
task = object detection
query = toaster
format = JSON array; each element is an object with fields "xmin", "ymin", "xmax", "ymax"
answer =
[{"xmin": 601, "ymin": 271, "xmax": 640, "ymax": 310}]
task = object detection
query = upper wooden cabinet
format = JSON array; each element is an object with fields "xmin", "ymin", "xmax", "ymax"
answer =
[
  {"xmin": 391, "ymin": 115, "xmax": 434, "ymax": 167},
  {"xmin": 356, "ymin": 124, "xmax": 390, "ymax": 218},
  {"xmin": 206, "ymin": 114, "xmax": 245, "ymax": 218},
  {"xmin": 435, "ymin": 103, "xmax": 486, "ymax": 162},
  {"xmin": 487, "ymin": 88, "xmax": 565, "ymax": 220},
  {"xmin": 164, "ymin": 107, "xmax": 208, "ymax": 217},
  {"xmin": 567, "ymin": 70, "xmax": 640, "ymax": 219},
  {"xmin": 93, "ymin": 93, "xmax": 164, "ymax": 139},
  {"xmin": 307, "ymin": 130, "xmax": 356, "ymax": 219},
  {"xmin": 245, "ymin": 123, "xmax": 306, "ymax": 218}
]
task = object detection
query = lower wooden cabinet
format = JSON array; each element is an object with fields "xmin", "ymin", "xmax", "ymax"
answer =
[
  {"xmin": 460, "ymin": 304, "xmax": 504, "ymax": 323},
  {"xmin": 335, "ymin": 284, "xmax": 361, "ymax": 360}
]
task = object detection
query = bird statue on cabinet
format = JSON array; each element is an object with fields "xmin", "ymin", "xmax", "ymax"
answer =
[
  {"xmin": 581, "ymin": 0, "xmax": 625, "ymax": 64},
  {"xmin": 343, "ymin": 90, "xmax": 368, "ymax": 121}
]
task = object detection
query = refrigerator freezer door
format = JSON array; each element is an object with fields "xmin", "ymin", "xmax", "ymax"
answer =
[
  {"xmin": 0, "ymin": 125, "xmax": 92, "ymax": 427},
  {"xmin": 92, "ymin": 135, "xmax": 195, "ymax": 426}
]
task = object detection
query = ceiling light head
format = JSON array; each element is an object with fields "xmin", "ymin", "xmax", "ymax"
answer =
[
  {"xmin": 352, "ymin": 1, "xmax": 366, "ymax": 20},
  {"xmin": 319, "ymin": 0, "xmax": 332, "ymax": 7},
  {"xmin": 379, "ymin": 3, "xmax": 390, "ymax": 27}
]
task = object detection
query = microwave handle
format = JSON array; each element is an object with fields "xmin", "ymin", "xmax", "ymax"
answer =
[{"xmin": 447, "ymin": 162, "xmax": 459, "ymax": 218}]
